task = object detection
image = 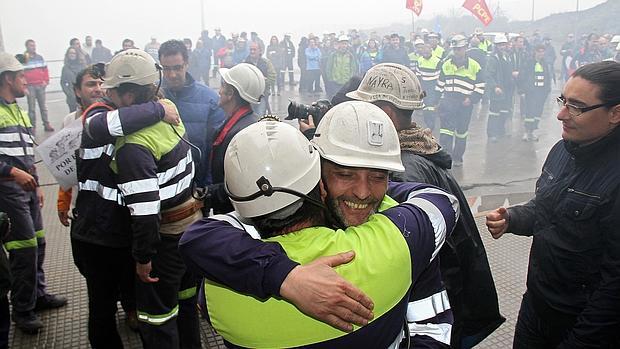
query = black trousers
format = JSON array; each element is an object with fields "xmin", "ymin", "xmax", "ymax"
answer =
[
  {"xmin": 136, "ymin": 234, "xmax": 200, "ymax": 349},
  {"xmin": 72, "ymin": 238, "xmax": 135, "ymax": 349},
  {"xmin": 438, "ymin": 98, "xmax": 473, "ymax": 162},
  {"xmin": 0, "ymin": 181, "xmax": 46, "ymax": 313}
]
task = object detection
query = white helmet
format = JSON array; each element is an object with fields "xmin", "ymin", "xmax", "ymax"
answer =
[
  {"xmin": 610, "ymin": 35, "xmax": 620, "ymax": 44},
  {"xmin": 450, "ymin": 34, "xmax": 468, "ymax": 48},
  {"xmin": 346, "ymin": 63, "xmax": 424, "ymax": 110},
  {"xmin": 220, "ymin": 63, "xmax": 265, "ymax": 104},
  {"xmin": 0, "ymin": 53, "xmax": 23, "ymax": 75},
  {"xmin": 414, "ymin": 39, "xmax": 425, "ymax": 46},
  {"xmin": 224, "ymin": 121, "xmax": 321, "ymax": 218},
  {"xmin": 338, "ymin": 35, "xmax": 349, "ymax": 42},
  {"xmin": 494, "ymin": 34, "xmax": 508, "ymax": 44},
  {"xmin": 102, "ymin": 49, "xmax": 160, "ymax": 89},
  {"xmin": 312, "ymin": 101, "xmax": 404, "ymax": 172}
]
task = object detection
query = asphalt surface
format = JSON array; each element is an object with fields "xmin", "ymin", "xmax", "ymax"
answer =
[{"xmin": 6, "ymin": 76, "xmax": 565, "ymax": 347}]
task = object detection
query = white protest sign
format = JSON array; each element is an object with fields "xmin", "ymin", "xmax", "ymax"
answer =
[{"xmin": 35, "ymin": 118, "xmax": 83, "ymax": 190}]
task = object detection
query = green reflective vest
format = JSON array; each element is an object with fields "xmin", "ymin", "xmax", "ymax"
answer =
[
  {"xmin": 205, "ymin": 196, "xmax": 411, "ymax": 348},
  {"xmin": 110, "ymin": 120, "xmax": 185, "ymax": 173}
]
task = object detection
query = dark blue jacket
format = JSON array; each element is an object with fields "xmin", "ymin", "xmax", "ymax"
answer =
[{"xmin": 163, "ymin": 74, "xmax": 225, "ymax": 186}]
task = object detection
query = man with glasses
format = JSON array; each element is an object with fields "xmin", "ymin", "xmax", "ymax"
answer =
[
  {"xmin": 486, "ymin": 61, "xmax": 620, "ymax": 348},
  {"xmin": 159, "ymin": 40, "xmax": 225, "ymax": 190}
]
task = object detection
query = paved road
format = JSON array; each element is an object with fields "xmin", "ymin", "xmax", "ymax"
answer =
[{"xmin": 7, "ymin": 77, "xmax": 565, "ymax": 347}]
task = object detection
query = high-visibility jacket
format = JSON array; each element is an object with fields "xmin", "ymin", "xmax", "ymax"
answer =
[
  {"xmin": 436, "ymin": 57, "xmax": 485, "ymax": 103},
  {"xmin": 0, "ymin": 100, "xmax": 36, "ymax": 179}
]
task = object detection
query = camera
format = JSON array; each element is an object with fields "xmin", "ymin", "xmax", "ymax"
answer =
[{"xmin": 286, "ymin": 99, "xmax": 332, "ymax": 125}]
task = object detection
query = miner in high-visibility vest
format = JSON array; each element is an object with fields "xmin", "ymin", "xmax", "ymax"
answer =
[
  {"xmin": 0, "ymin": 52, "xmax": 70, "ymax": 335},
  {"xmin": 436, "ymin": 35, "xmax": 485, "ymax": 167}
]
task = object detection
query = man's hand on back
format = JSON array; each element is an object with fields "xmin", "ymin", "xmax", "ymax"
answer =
[{"xmin": 279, "ymin": 250, "xmax": 374, "ymax": 332}]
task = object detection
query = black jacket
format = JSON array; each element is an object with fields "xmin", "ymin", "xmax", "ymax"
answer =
[
  {"xmin": 207, "ymin": 107, "xmax": 257, "ymax": 214},
  {"xmin": 507, "ymin": 126, "xmax": 620, "ymax": 347},
  {"xmin": 392, "ymin": 148, "xmax": 505, "ymax": 348}
]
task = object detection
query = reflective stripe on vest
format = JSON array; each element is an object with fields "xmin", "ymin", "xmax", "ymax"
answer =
[
  {"xmin": 440, "ymin": 58, "xmax": 482, "ymax": 96},
  {"xmin": 111, "ymin": 120, "xmax": 186, "ymax": 173},
  {"xmin": 205, "ymin": 213, "xmax": 411, "ymax": 348},
  {"xmin": 534, "ymin": 62, "xmax": 545, "ymax": 87}
]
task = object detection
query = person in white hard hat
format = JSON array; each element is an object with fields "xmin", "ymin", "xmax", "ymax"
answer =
[
  {"xmin": 98, "ymin": 48, "xmax": 200, "ymax": 349},
  {"xmin": 179, "ymin": 105, "xmax": 459, "ymax": 348},
  {"xmin": 436, "ymin": 34, "xmax": 485, "ymax": 167},
  {"xmin": 200, "ymin": 63, "xmax": 264, "ymax": 215},
  {"xmin": 486, "ymin": 33, "xmax": 516, "ymax": 143},
  {"xmin": 339, "ymin": 63, "xmax": 503, "ymax": 348},
  {"xmin": 75, "ymin": 49, "xmax": 189, "ymax": 348},
  {"xmin": 0, "ymin": 51, "xmax": 67, "ymax": 334}
]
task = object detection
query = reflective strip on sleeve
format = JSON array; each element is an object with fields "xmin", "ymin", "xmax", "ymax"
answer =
[
  {"xmin": 406, "ymin": 188, "xmax": 459, "ymax": 260},
  {"xmin": 106, "ymin": 110, "xmax": 123, "ymax": 136},
  {"xmin": 127, "ymin": 201, "xmax": 160, "ymax": 216},
  {"xmin": 0, "ymin": 132, "xmax": 33, "ymax": 143},
  {"xmin": 118, "ymin": 178, "xmax": 159, "ymax": 196},
  {"xmin": 4, "ymin": 237, "xmax": 37, "ymax": 251},
  {"xmin": 178, "ymin": 287, "xmax": 197, "ymax": 300},
  {"xmin": 0, "ymin": 147, "xmax": 34, "ymax": 156},
  {"xmin": 78, "ymin": 180, "xmax": 121, "ymax": 203},
  {"xmin": 79, "ymin": 144, "xmax": 115, "ymax": 160},
  {"xmin": 159, "ymin": 172, "xmax": 193, "ymax": 201},
  {"xmin": 157, "ymin": 150, "xmax": 192, "ymax": 184},
  {"xmin": 408, "ymin": 322, "xmax": 452, "ymax": 345},
  {"xmin": 137, "ymin": 305, "xmax": 179, "ymax": 325},
  {"xmin": 35, "ymin": 230, "xmax": 45, "ymax": 238},
  {"xmin": 407, "ymin": 290, "xmax": 451, "ymax": 322}
]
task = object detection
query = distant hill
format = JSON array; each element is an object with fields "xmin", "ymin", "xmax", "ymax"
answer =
[{"xmin": 367, "ymin": 0, "xmax": 618, "ymax": 41}]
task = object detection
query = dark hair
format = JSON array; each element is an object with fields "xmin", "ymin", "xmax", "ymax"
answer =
[
  {"xmin": 572, "ymin": 61, "xmax": 620, "ymax": 106},
  {"xmin": 115, "ymin": 83, "xmax": 158, "ymax": 104},
  {"xmin": 221, "ymin": 81, "xmax": 249, "ymax": 107},
  {"xmin": 70, "ymin": 38, "xmax": 79, "ymax": 46},
  {"xmin": 95, "ymin": 39, "xmax": 102, "ymax": 45},
  {"xmin": 73, "ymin": 65, "xmax": 102, "ymax": 107},
  {"xmin": 534, "ymin": 44, "xmax": 545, "ymax": 51},
  {"xmin": 122, "ymin": 38, "xmax": 134, "ymax": 47},
  {"xmin": 252, "ymin": 184, "xmax": 324, "ymax": 238},
  {"xmin": 159, "ymin": 40, "xmax": 189, "ymax": 62},
  {"xmin": 25, "ymin": 39, "xmax": 35, "ymax": 47},
  {"xmin": 0, "ymin": 71, "xmax": 17, "ymax": 87},
  {"xmin": 64, "ymin": 47, "xmax": 79, "ymax": 65}
]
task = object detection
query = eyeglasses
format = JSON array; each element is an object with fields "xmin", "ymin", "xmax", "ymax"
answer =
[
  {"xmin": 556, "ymin": 96, "xmax": 620, "ymax": 117},
  {"xmin": 161, "ymin": 64, "xmax": 185, "ymax": 72}
]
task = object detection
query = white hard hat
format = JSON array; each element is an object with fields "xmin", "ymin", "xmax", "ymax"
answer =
[
  {"xmin": 494, "ymin": 34, "xmax": 508, "ymax": 44},
  {"xmin": 312, "ymin": 101, "xmax": 404, "ymax": 172},
  {"xmin": 346, "ymin": 63, "xmax": 424, "ymax": 110},
  {"xmin": 220, "ymin": 63, "xmax": 265, "ymax": 104},
  {"xmin": 611, "ymin": 35, "xmax": 620, "ymax": 44},
  {"xmin": 420, "ymin": 28, "xmax": 429, "ymax": 34},
  {"xmin": 414, "ymin": 39, "xmax": 425, "ymax": 46},
  {"xmin": 474, "ymin": 28, "xmax": 484, "ymax": 35},
  {"xmin": 224, "ymin": 121, "xmax": 321, "ymax": 218},
  {"xmin": 450, "ymin": 34, "xmax": 468, "ymax": 48},
  {"xmin": 0, "ymin": 53, "xmax": 24, "ymax": 75},
  {"xmin": 616, "ymin": 42, "xmax": 620, "ymax": 51},
  {"xmin": 102, "ymin": 49, "xmax": 160, "ymax": 89},
  {"xmin": 338, "ymin": 35, "xmax": 349, "ymax": 42}
]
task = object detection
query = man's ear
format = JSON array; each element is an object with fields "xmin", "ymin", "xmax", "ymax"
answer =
[
  {"xmin": 319, "ymin": 179, "xmax": 327, "ymax": 202},
  {"xmin": 609, "ymin": 104, "xmax": 620, "ymax": 126}
]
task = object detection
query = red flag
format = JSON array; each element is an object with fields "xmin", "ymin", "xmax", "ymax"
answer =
[
  {"xmin": 462, "ymin": 0, "xmax": 493, "ymax": 26},
  {"xmin": 406, "ymin": 0, "xmax": 423, "ymax": 16}
]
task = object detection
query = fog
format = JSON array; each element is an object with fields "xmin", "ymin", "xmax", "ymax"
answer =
[{"xmin": 0, "ymin": 0, "xmax": 606, "ymax": 60}]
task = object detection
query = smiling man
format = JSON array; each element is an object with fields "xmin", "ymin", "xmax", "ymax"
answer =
[{"xmin": 486, "ymin": 61, "xmax": 620, "ymax": 348}]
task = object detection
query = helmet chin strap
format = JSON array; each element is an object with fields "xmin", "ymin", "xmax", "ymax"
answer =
[{"xmin": 225, "ymin": 176, "xmax": 348, "ymax": 227}]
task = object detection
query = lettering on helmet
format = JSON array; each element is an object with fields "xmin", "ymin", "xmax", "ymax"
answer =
[
  {"xmin": 366, "ymin": 75, "xmax": 393, "ymax": 90},
  {"xmin": 367, "ymin": 121, "xmax": 384, "ymax": 146}
]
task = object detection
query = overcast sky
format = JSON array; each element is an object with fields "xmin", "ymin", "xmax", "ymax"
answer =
[{"xmin": 0, "ymin": 0, "xmax": 607, "ymax": 60}]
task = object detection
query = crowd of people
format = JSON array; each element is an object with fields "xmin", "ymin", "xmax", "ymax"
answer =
[{"xmin": 0, "ymin": 24, "xmax": 618, "ymax": 349}]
